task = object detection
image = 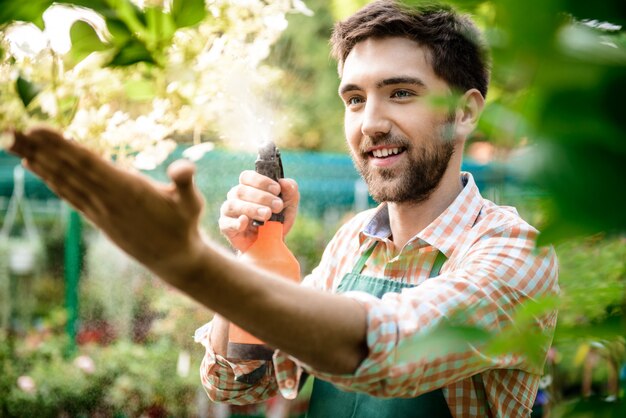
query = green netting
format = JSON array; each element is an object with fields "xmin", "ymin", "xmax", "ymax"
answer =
[{"xmin": 0, "ymin": 148, "xmax": 503, "ymax": 218}]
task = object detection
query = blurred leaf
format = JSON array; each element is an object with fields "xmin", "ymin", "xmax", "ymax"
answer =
[
  {"xmin": 559, "ymin": 24, "xmax": 626, "ymax": 65},
  {"xmin": 68, "ymin": 20, "xmax": 109, "ymax": 65},
  {"xmin": 396, "ymin": 295, "xmax": 559, "ymax": 368},
  {"xmin": 555, "ymin": 316, "xmax": 626, "ymax": 342},
  {"xmin": 573, "ymin": 343, "xmax": 590, "ymax": 366},
  {"xmin": 106, "ymin": 0, "xmax": 150, "ymax": 46},
  {"xmin": 57, "ymin": 95, "xmax": 80, "ymax": 127},
  {"xmin": 554, "ymin": 236, "xmax": 626, "ymax": 329},
  {"xmin": 108, "ymin": 39, "xmax": 155, "ymax": 67},
  {"xmin": 405, "ymin": 0, "xmax": 488, "ymax": 13},
  {"xmin": 0, "ymin": 0, "xmax": 54, "ymax": 28},
  {"xmin": 55, "ymin": 0, "xmax": 110, "ymax": 14},
  {"xmin": 494, "ymin": 0, "xmax": 562, "ymax": 55},
  {"xmin": 16, "ymin": 76, "xmax": 41, "ymax": 107},
  {"xmin": 330, "ymin": 0, "xmax": 368, "ymax": 20},
  {"xmin": 558, "ymin": 396, "xmax": 626, "ymax": 417},
  {"xmin": 535, "ymin": 142, "xmax": 626, "ymax": 245},
  {"xmin": 562, "ymin": 0, "xmax": 626, "ymax": 26},
  {"xmin": 145, "ymin": 6, "xmax": 176, "ymax": 52},
  {"xmin": 484, "ymin": 296, "xmax": 559, "ymax": 367},
  {"xmin": 530, "ymin": 18, "xmax": 626, "ymax": 243},
  {"xmin": 171, "ymin": 0, "xmax": 207, "ymax": 28},
  {"xmin": 106, "ymin": 17, "xmax": 133, "ymax": 45},
  {"xmin": 396, "ymin": 322, "xmax": 491, "ymax": 364},
  {"xmin": 124, "ymin": 79, "xmax": 155, "ymax": 101}
]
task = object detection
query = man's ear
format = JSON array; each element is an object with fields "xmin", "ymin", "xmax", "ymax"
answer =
[{"xmin": 454, "ymin": 89, "xmax": 485, "ymax": 139}]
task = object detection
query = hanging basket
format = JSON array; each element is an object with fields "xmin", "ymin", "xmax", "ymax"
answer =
[
  {"xmin": 0, "ymin": 165, "xmax": 45, "ymax": 332},
  {"xmin": 8, "ymin": 237, "xmax": 43, "ymax": 276}
]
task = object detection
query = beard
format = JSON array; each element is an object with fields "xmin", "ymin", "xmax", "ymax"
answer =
[{"xmin": 351, "ymin": 126, "xmax": 455, "ymax": 204}]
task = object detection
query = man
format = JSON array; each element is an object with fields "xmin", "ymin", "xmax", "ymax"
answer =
[{"xmin": 8, "ymin": 1, "xmax": 558, "ymax": 416}]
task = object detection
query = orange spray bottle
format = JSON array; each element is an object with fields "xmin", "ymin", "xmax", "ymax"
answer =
[{"xmin": 227, "ymin": 141, "xmax": 301, "ymax": 360}]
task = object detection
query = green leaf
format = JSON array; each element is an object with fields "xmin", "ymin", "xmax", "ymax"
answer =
[
  {"xmin": 124, "ymin": 79, "xmax": 155, "ymax": 101},
  {"xmin": 396, "ymin": 322, "xmax": 491, "ymax": 364},
  {"xmin": 55, "ymin": 0, "xmax": 110, "ymax": 14},
  {"xmin": 171, "ymin": 0, "xmax": 207, "ymax": 28},
  {"xmin": 562, "ymin": 0, "xmax": 626, "ymax": 27},
  {"xmin": 555, "ymin": 315, "xmax": 626, "ymax": 342},
  {"xmin": 108, "ymin": 39, "xmax": 155, "ymax": 67},
  {"xmin": 106, "ymin": 18, "xmax": 133, "ymax": 45},
  {"xmin": 0, "ymin": 0, "xmax": 54, "ymax": 28},
  {"xmin": 557, "ymin": 396, "xmax": 626, "ymax": 417},
  {"xmin": 68, "ymin": 20, "xmax": 109, "ymax": 65},
  {"xmin": 16, "ymin": 76, "xmax": 41, "ymax": 108},
  {"xmin": 145, "ymin": 6, "xmax": 176, "ymax": 46},
  {"xmin": 56, "ymin": 95, "xmax": 80, "ymax": 127}
]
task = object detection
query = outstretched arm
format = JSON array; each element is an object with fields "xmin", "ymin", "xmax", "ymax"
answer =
[{"xmin": 7, "ymin": 127, "xmax": 368, "ymax": 374}]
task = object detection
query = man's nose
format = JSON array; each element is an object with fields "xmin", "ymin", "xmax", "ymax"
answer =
[{"xmin": 361, "ymin": 99, "xmax": 391, "ymax": 138}]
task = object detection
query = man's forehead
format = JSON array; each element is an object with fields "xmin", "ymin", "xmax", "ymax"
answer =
[{"xmin": 339, "ymin": 37, "xmax": 437, "ymax": 86}]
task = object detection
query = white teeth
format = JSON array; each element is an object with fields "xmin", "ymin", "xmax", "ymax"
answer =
[{"xmin": 372, "ymin": 147, "xmax": 400, "ymax": 158}]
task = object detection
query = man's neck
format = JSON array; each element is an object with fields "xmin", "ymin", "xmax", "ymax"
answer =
[{"xmin": 387, "ymin": 164, "xmax": 464, "ymax": 251}]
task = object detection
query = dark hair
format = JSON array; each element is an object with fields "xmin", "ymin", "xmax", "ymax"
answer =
[{"xmin": 330, "ymin": 0, "xmax": 490, "ymax": 98}]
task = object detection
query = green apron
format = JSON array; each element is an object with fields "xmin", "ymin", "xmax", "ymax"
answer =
[{"xmin": 306, "ymin": 242, "xmax": 453, "ymax": 418}]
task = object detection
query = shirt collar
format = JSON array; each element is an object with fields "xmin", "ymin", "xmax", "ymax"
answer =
[{"xmin": 360, "ymin": 172, "xmax": 484, "ymax": 258}]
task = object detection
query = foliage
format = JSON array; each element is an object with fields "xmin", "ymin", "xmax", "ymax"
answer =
[
  {"xmin": 267, "ymin": 0, "xmax": 346, "ymax": 151},
  {"xmin": 556, "ymin": 235, "xmax": 626, "ymax": 332},
  {"xmin": 285, "ymin": 213, "xmax": 343, "ymax": 274},
  {"xmin": 0, "ymin": 0, "xmax": 311, "ymax": 166},
  {"xmin": 0, "ymin": 334, "xmax": 203, "ymax": 417},
  {"xmin": 477, "ymin": 0, "xmax": 625, "ymax": 242}
]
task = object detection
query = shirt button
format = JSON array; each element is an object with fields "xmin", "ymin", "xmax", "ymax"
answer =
[{"xmin": 284, "ymin": 378, "xmax": 295, "ymax": 389}]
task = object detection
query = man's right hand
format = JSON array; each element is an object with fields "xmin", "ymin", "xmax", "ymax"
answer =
[{"xmin": 219, "ymin": 170, "xmax": 299, "ymax": 252}]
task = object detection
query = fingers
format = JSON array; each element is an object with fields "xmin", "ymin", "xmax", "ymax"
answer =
[
  {"xmin": 239, "ymin": 170, "xmax": 281, "ymax": 196},
  {"xmin": 168, "ymin": 159, "xmax": 196, "ymax": 188},
  {"xmin": 278, "ymin": 178, "xmax": 299, "ymax": 208},
  {"xmin": 13, "ymin": 129, "xmax": 110, "ymax": 219},
  {"xmin": 13, "ymin": 128, "xmax": 111, "ymax": 195},
  {"xmin": 277, "ymin": 178, "xmax": 299, "ymax": 235},
  {"xmin": 225, "ymin": 172, "xmax": 284, "ymax": 219},
  {"xmin": 21, "ymin": 158, "xmax": 102, "ymax": 219},
  {"xmin": 12, "ymin": 127, "xmax": 151, "ymax": 225},
  {"xmin": 167, "ymin": 159, "xmax": 204, "ymax": 216},
  {"xmin": 220, "ymin": 194, "xmax": 275, "ymax": 224},
  {"xmin": 218, "ymin": 214, "xmax": 248, "ymax": 237},
  {"xmin": 219, "ymin": 171, "xmax": 281, "ymax": 247}
]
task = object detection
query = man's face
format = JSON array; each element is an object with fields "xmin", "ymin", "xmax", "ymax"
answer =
[{"xmin": 339, "ymin": 37, "xmax": 457, "ymax": 204}]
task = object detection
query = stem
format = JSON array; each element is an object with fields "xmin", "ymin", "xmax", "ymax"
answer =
[{"xmin": 50, "ymin": 49, "xmax": 65, "ymax": 128}]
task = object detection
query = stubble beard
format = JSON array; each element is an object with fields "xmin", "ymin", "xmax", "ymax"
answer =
[{"xmin": 352, "ymin": 130, "xmax": 456, "ymax": 204}]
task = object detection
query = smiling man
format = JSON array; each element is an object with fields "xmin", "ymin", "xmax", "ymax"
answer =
[
  {"xmin": 208, "ymin": 2, "xmax": 558, "ymax": 417},
  {"xmin": 8, "ymin": 1, "xmax": 558, "ymax": 417}
]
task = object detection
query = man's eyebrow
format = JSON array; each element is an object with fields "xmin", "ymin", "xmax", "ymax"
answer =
[
  {"xmin": 339, "ymin": 77, "xmax": 427, "ymax": 95},
  {"xmin": 338, "ymin": 83, "xmax": 360, "ymax": 96},
  {"xmin": 377, "ymin": 76, "xmax": 426, "ymax": 89}
]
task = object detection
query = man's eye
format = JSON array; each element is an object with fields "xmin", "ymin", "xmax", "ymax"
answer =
[
  {"xmin": 347, "ymin": 96, "xmax": 364, "ymax": 106},
  {"xmin": 392, "ymin": 90, "xmax": 414, "ymax": 99}
]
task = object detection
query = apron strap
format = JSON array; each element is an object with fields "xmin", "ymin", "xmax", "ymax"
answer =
[
  {"xmin": 351, "ymin": 241, "xmax": 378, "ymax": 274},
  {"xmin": 429, "ymin": 250, "xmax": 447, "ymax": 278}
]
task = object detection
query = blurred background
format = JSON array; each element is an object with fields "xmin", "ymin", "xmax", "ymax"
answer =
[{"xmin": 0, "ymin": 0, "xmax": 624, "ymax": 417}]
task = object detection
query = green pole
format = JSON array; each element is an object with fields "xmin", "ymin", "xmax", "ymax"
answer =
[{"xmin": 64, "ymin": 208, "xmax": 81, "ymax": 356}]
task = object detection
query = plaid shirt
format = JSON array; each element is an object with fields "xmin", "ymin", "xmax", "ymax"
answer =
[{"xmin": 195, "ymin": 172, "xmax": 559, "ymax": 417}]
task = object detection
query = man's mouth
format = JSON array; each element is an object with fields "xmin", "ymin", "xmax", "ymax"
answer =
[{"xmin": 368, "ymin": 146, "xmax": 406, "ymax": 159}]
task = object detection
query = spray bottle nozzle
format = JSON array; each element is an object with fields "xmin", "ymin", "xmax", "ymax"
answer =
[{"xmin": 253, "ymin": 141, "xmax": 284, "ymax": 226}]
